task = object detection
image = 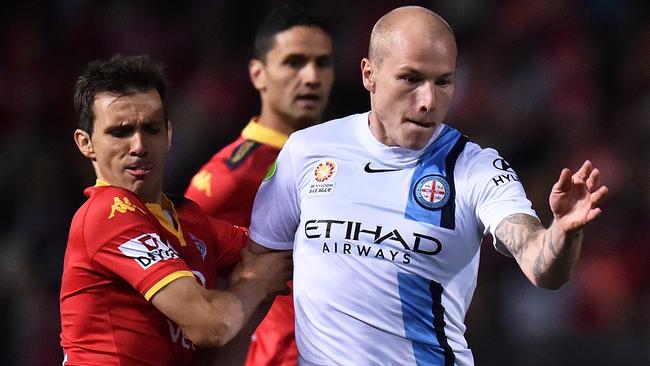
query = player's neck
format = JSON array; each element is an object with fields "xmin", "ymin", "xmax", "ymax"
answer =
[{"xmin": 257, "ymin": 110, "xmax": 297, "ymax": 136}]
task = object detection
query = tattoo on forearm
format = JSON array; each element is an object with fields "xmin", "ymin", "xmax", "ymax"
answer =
[
  {"xmin": 533, "ymin": 232, "xmax": 551, "ymax": 278},
  {"xmin": 495, "ymin": 214, "xmax": 542, "ymax": 263}
]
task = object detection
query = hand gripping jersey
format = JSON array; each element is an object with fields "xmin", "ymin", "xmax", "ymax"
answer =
[
  {"xmin": 249, "ymin": 112, "xmax": 538, "ymax": 366},
  {"xmin": 185, "ymin": 118, "xmax": 298, "ymax": 366},
  {"xmin": 60, "ymin": 184, "xmax": 247, "ymax": 366}
]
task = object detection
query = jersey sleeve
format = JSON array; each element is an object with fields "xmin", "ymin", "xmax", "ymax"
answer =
[
  {"xmin": 463, "ymin": 147, "xmax": 539, "ymax": 256},
  {"xmin": 208, "ymin": 217, "xmax": 248, "ymax": 276},
  {"xmin": 249, "ymin": 136, "xmax": 301, "ymax": 250},
  {"xmin": 83, "ymin": 190, "xmax": 194, "ymax": 300}
]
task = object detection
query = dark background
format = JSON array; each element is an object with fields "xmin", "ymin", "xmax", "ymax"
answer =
[{"xmin": 1, "ymin": 1, "xmax": 648, "ymax": 365}]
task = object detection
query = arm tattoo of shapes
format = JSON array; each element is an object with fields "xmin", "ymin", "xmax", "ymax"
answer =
[{"xmin": 494, "ymin": 214, "xmax": 544, "ymax": 262}]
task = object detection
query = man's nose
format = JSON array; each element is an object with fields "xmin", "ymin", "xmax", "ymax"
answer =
[
  {"xmin": 129, "ymin": 132, "xmax": 147, "ymax": 156},
  {"xmin": 418, "ymin": 82, "xmax": 436, "ymax": 113},
  {"xmin": 302, "ymin": 63, "xmax": 321, "ymax": 88}
]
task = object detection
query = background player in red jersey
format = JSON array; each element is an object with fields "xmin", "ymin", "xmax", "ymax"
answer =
[
  {"xmin": 60, "ymin": 54, "xmax": 291, "ymax": 366},
  {"xmin": 185, "ymin": 5, "xmax": 335, "ymax": 366}
]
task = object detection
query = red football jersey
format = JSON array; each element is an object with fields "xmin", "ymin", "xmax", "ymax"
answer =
[
  {"xmin": 185, "ymin": 119, "xmax": 285, "ymax": 228},
  {"xmin": 60, "ymin": 184, "xmax": 247, "ymax": 366},
  {"xmin": 186, "ymin": 119, "xmax": 298, "ymax": 366}
]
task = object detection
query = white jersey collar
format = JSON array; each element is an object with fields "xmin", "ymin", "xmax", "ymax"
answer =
[{"xmin": 355, "ymin": 111, "xmax": 445, "ymax": 167}]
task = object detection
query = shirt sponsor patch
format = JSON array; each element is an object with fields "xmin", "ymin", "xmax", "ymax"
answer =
[
  {"xmin": 491, "ymin": 158, "xmax": 520, "ymax": 186},
  {"xmin": 307, "ymin": 160, "xmax": 337, "ymax": 196},
  {"xmin": 118, "ymin": 233, "xmax": 180, "ymax": 269}
]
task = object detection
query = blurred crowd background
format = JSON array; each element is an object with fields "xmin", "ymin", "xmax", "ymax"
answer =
[{"xmin": 1, "ymin": 0, "xmax": 648, "ymax": 365}]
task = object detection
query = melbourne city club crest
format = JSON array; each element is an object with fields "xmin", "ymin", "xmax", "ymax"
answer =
[
  {"xmin": 308, "ymin": 160, "xmax": 337, "ymax": 196},
  {"xmin": 413, "ymin": 174, "xmax": 451, "ymax": 210}
]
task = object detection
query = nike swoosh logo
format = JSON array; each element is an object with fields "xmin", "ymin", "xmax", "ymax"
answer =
[{"xmin": 364, "ymin": 162, "xmax": 402, "ymax": 173}]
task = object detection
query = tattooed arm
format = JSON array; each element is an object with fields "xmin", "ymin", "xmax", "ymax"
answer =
[{"xmin": 494, "ymin": 160, "xmax": 608, "ymax": 289}]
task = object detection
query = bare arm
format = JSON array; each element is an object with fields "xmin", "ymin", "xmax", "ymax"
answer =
[
  {"xmin": 494, "ymin": 160, "xmax": 608, "ymax": 289},
  {"xmin": 151, "ymin": 247, "xmax": 291, "ymax": 348},
  {"xmin": 247, "ymin": 238, "xmax": 279, "ymax": 254}
]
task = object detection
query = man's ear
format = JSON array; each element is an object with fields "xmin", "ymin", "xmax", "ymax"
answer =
[
  {"xmin": 361, "ymin": 58, "xmax": 375, "ymax": 93},
  {"xmin": 74, "ymin": 129, "xmax": 96, "ymax": 160},
  {"xmin": 249, "ymin": 59, "xmax": 266, "ymax": 91}
]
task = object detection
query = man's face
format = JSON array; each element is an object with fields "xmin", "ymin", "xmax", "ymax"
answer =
[
  {"xmin": 75, "ymin": 89, "xmax": 170, "ymax": 203},
  {"xmin": 362, "ymin": 29, "xmax": 457, "ymax": 150},
  {"xmin": 252, "ymin": 25, "xmax": 334, "ymax": 130}
]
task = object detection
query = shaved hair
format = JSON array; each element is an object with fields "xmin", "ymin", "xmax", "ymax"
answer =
[{"xmin": 368, "ymin": 6, "xmax": 455, "ymax": 65}]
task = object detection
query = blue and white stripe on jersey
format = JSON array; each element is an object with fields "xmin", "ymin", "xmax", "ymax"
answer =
[
  {"xmin": 398, "ymin": 272, "xmax": 456, "ymax": 366},
  {"xmin": 406, "ymin": 125, "xmax": 468, "ymax": 229}
]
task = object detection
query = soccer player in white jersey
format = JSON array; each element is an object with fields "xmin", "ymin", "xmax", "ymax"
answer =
[{"xmin": 245, "ymin": 6, "xmax": 609, "ymax": 366}]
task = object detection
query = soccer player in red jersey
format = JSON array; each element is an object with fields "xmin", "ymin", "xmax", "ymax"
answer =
[
  {"xmin": 60, "ymin": 55, "xmax": 291, "ymax": 366},
  {"xmin": 185, "ymin": 6, "xmax": 334, "ymax": 366}
]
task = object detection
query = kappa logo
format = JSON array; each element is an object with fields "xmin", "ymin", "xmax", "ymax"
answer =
[
  {"xmin": 413, "ymin": 174, "xmax": 451, "ymax": 210},
  {"xmin": 118, "ymin": 233, "xmax": 179, "ymax": 269},
  {"xmin": 191, "ymin": 170, "xmax": 212, "ymax": 197},
  {"xmin": 109, "ymin": 196, "xmax": 145, "ymax": 219}
]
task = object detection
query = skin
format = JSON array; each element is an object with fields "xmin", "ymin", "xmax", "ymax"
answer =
[
  {"xmin": 249, "ymin": 25, "xmax": 334, "ymax": 135},
  {"xmin": 74, "ymin": 89, "xmax": 170, "ymax": 204},
  {"xmin": 362, "ymin": 7, "xmax": 456, "ymax": 150},
  {"xmin": 73, "ymin": 88, "xmax": 292, "ymax": 347},
  {"xmin": 251, "ymin": 7, "xmax": 609, "ymax": 292},
  {"xmin": 495, "ymin": 160, "xmax": 608, "ymax": 289}
]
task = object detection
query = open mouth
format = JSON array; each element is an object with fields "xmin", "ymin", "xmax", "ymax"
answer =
[
  {"xmin": 125, "ymin": 162, "xmax": 153, "ymax": 178},
  {"xmin": 295, "ymin": 94, "xmax": 321, "ymax": 104}
]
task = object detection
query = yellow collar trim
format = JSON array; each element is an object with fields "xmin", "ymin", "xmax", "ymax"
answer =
[
  {"xmin": 93, "ymin": 181, "xmax": 186, "ymax": 246},
  {"xmin": 145, "ymin": 196, "xmax": 187, "ymax": 246},
  {"xmin": 241, "ymin": 118, "xmax": 288, "ymax": 149}
]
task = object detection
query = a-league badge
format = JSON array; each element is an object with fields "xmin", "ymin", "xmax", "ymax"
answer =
[
  {"xmin": 307, "ymin": 159, "xmax": 337, "ymax": 196},
  {"xmin": 413, "ymin": 174, "xmax": 451, "ymax": 210}
]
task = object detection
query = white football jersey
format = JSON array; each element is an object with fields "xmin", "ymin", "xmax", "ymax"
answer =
[{"xmin": 250, "ymin": 112, "xmax": 537, "ymax": 366}]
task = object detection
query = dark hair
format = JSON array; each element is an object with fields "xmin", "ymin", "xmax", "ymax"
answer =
[
  {"xmin": 253, "ymin": 4, "xmax": 330, "ymax": 62},
  {"xmin": 73, "ymin": 54, "xmax": 169, "ymax": 134}
]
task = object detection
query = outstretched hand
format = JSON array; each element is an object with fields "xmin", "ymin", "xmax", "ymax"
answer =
[{"xmin": 549, "ymin": 160, "xmax": 609, "ymax": 233}]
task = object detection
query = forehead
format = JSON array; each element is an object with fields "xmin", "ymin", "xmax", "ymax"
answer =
[
  {"xmin": 268, "ymin": 25, "xmax": 332, "ymax": 57},
  {"xmin": 381, "ymin": 30, "xmax": 456, "ymax": 74},
  {"xmin": 93, "ymin": 89, "xmax": 165, "ymax": 124}
]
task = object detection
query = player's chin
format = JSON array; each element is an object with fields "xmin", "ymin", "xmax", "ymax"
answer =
[
  {"xmin": 400, "ymin": 131, "xmax": 432, "ymax": 150},
  {"xmin": 294, "ymin": 109, "xmax": 323, "ymax": 125}
]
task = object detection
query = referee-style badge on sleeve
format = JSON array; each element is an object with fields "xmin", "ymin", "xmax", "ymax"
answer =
[{"xmin": 413, "ymin": 174, "xmax": 451, "ymax": 210}]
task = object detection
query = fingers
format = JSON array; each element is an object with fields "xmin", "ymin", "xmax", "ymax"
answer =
[
  {"xmin": 586, "ymin": 207, "xmax": 602, "ymax": 222},
  {"xmin": 585, "ymin": 168, "xmax": 601, "ymax": 192},
  {"xmin": 584, "ymin": 185, "xmax": 608, "ymax": 223},
  {"xmin": 553, "ymin": 168, "xmax": 573, "ymax": 192},
  {"xmin": 590, "ymin": 185, "xmax": 609, "ymax": 207},
  {"xmin": 573, "ymin": 160, "xmax": 593, "ymax": 182}
]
